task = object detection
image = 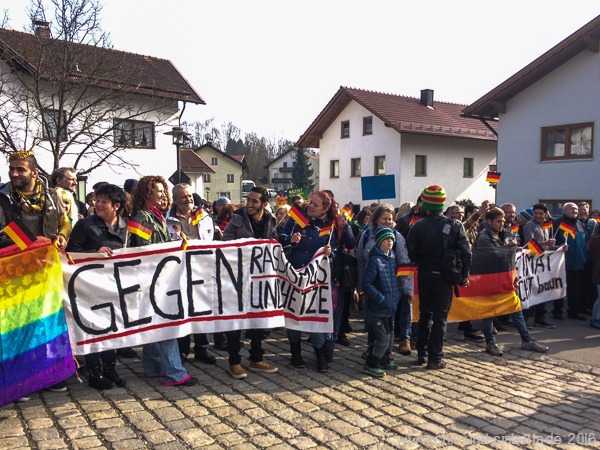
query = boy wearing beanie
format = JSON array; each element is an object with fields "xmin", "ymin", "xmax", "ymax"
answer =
[{"xmin": 361, "ymin": 227, "xmax": 400, "ymax": 377}]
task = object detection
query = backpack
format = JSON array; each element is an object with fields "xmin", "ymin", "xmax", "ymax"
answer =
[{"xmin": 441, "ymin": 218, "xmax": 463, "ymax": 286}]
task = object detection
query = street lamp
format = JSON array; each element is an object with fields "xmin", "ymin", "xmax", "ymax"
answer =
[
  {"xmin": 164, "ymin": 126, "xmax": 191, "ymax": 184},
  {"xmin": 205, "ymin": 186, "xmax": 210, "ymax": 202}
]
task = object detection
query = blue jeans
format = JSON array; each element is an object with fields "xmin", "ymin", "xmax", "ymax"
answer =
[
  {"xmin": 287, "ymin": 329, "xmax": 325, "ymax": 349},
  {"xmin": 482, "ymin": 311, "xmax": 532, "ymax": 343},
  {"xmin": 143, "ymin": 339, "xmax": 188, "ymax": 383},
  {"xmin": 395, "ymin": 292, "xmax": 412, "ymax": 340}
]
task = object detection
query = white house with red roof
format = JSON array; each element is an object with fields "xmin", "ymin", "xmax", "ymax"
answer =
[
  {"xmin": 296, "ymin": 86, "xmax": 497, "ymax": 208},
  {"xmin": 0, "ymin": 22, "xmax": 205, "ymax": 192},
  {"xmin": 463, "ymin": 15, "xmax": 600, "ymax": 213}
]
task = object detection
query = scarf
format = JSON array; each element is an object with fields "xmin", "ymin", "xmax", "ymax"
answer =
[{"xmin": 10, "ymin": 179, "xmax": 46, "ymax": 214}]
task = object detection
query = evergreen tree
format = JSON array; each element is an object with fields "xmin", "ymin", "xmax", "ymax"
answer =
[{"xmin": 291, "ymin": 147, "xmax": 315, "ymax": 191}]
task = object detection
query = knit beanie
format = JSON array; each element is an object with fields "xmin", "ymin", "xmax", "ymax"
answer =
[
  {"xmin": 420, "ymin": 185, "xmax": 446, "ymax": 212},
  {"xmin": 518, "ymin": 208, "xmax": 534, "ymax": 222},
  {"xmin": 374, "ymin": 227, "xmax": 395, "ymax": 247}
]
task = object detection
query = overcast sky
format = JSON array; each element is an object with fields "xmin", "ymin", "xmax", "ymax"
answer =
[{"xmin": 4, "ymin": 1, "xmax": 600, "ymax": 143}]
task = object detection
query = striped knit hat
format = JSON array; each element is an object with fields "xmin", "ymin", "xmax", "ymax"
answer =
[
  {"xmin": 420, "ymin": 185, "xmax": 446, "ymax": 212},
  {"xmin": 374, "ymin": 227, "xmax": 395, "ymax": 247}
]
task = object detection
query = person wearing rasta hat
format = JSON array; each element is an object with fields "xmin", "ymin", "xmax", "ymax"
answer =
[
  {"xmin": 406, "ymin": 185, "xmax": 472, "ymax": 370},
  {"xmin": 362, "ymin": 227, "xmax": 400, "ymax": 377}
]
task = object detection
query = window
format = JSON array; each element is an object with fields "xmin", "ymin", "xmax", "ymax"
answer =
[
  {"xmin": 211, "ymin": 157, "xmax": 218, "ymax": 165},
  {"xmin": 463, "ymin": 157, "xmax": 474, "ymax": 178},
  {"xmin": 351, "ymin": 158, "xmax": 361, "ymax": 177},
  {"xmin": 542, "ymin": 122, "xmax": 593, "ymax": 160},
  {"xmin": 330, "ymin": 160, "xmax": 340, "ymax": 178},
  {"xmin": 42, "ymin": 109, "xmax": 68, "ymax": 141},
  {"xmin": 283, "ymin": 162, "xmax": 287, "ymax": 168},
  {"xmin": 374, "ymin": 156, "xmax": 385, "ymax": 175},
  {"xmin": 227, "ymin": 174, "xmax": 234, "ymax": 183},
  {"xmin": 363, "ymin": 116, "xmax": 373, "ymax": 135},
  {"xmin": 218, "ymin": 192, "xmax": 231, "ymax": 199},
  {"xmin": 203, "ymin": 174, "xmax": 211, "ymax": 183},
  {"xmin": 341, "ymin": 121, "xmax": 350, "ymax": 138},
  {"xmin": 114, "ymin": 119, "xmax": 154, "ymax": 148},
  {"xmin": 415, "ymin": 155, "xmax": 427, "ymax": 176}
]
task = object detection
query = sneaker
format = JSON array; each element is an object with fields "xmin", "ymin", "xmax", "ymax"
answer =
[
  {"xmin": 464, "ymin": 331, "xmax": 485, "ymax": 341},
  {"xmin": 362, "ymin": 364, "xmax": 385, "ymax": 377},
  {"xmin": 521, "ymin": 340, "xmax": 549, "ymax": 353},
  {"xmin": 45, "ymin": 381, "xmax": 67, "ymax": 392},
  {"xmin": 426, "ymin": 360, "xmax": 447, "ymax": 370},
  {"xmin": 398, "ymin": 339, "xmax": 412, "ymax": 355},
  {"xmin": 163, "ymin": 375, "xmax": 199, "ymax": 387},
  {"xmin": 16, "ymin": 396, "xmax": 31, "ymax": 403},
  {"xmin": 485, "ymin": 341, "xmax": 503, "ymax": 357},
  {"xmin": 249, "ymin": 360, "xmax": 278, "ymax": 373},
  {"xmin": 534, "ymin": 319, "xmax": 556, "ymax": 329},
  {"xmin": 383, "ymin": 358, "xmax": 398, "ymax": 370},
  {"xmin": 228, "ymin": 364, "xmax": 248, "ymax": 379}
]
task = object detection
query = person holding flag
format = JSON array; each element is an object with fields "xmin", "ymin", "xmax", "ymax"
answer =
[
  {"xmin": 522, "ymin": 203, "xmax": 557, "ymax": 327},
  {"xmin": 128, "ymin": 176, "xmax": 198, "ymax": 387},
  {"xmin": 0, "ymin": 150, "xmax": 73, "ymax": 397},
  {"xmin": 166, "ymin": 183, "xmax": 218, "ymax": 366},
  {"xmin": 279, "ymin": 190, "xmax": 354, "ymax": 372},
  {"xmin": 553, "ymin": 202, "xmax": 588, "ymax": 320}
]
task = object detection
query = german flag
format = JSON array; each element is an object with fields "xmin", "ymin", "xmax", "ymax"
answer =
[
  {"xmin": 510, "ymin": 223, "xmax": 519, "ymax": 234},
  {"xmin": 2, "ymin": 219, "xmax": 37, "ymax": 250},
  {"xmin": 558, "ymin": 221, "xmax": 576, "ymax": 240},
  {"xmin": 396, "ymin": 264, "xmax": 415, "ymax": 278},
  {"xmin": 288, "ymin": 205, "xmax": 309, "ymax": 228},
  {"xmin": 191, "ymin": 209, "xmax": 206, "ymax": 226},
  {"xmin": 172, "ymin": 225, "xmax": 188, "ymax": 250},
  {"xmin": 413, "ymin": 246, "xmax": 520, "ymax": 322},
  {"xmin": 319, "ymin": 223, "xmax": 334, "ymax": 237},
  {"xmin": 486, "ymin": 171, "xmax": 501, "ymax": 184},
  {"xmin": 341, "ymin": 205, "xmax": 354, "ymax": 221},
  {"xmin": 542, "ymin": 220, "xmax": 553, "ymax": 231},
  {"xmin": 128, "ymin": 220, "xmax": 153, "ymax": 241},
  {"xmin": 409, "ymin": 214, "xmax": 422, "ymax": 226},
  {"xmin": 526, "ymin": 239, "xmax": 544, "ymax": 256}
]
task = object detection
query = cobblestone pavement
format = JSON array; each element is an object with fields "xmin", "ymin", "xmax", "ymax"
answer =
[{"xmin": 2, "ymin": 317, "xmax": 600, "ymax": 449}]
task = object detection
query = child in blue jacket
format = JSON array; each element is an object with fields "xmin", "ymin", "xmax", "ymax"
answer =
[{"xmin": 362, "ymin": 227, "xmax": 400, "ymax": 377}]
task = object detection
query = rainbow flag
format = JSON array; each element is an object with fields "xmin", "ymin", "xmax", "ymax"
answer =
[
  {"xmin": 191, "ymin": 209, "xmax": 206, "ymax": 226},
  {"xmin": 542, "ymin": 220, "xmax": 553, "ymax": 231},
  {"xmin": 510, "ymin": 224, "xmax": 519, "ymax": 234},
  {"xmin": 2, "ymin": 219, "xmax": 37, "ymax": 250},
  {"xmin": 0, "ymin": 239, "xmax": 75, "ymax": 406},
  {"xmin": 486, "ymin": 171, "xmax": 501, "ymax": 184},
  {"xmin": 397, "ymin": 264, "xmax": 415, "ymax": 278},
  {"xmin": 288, "ymin": 205, "xmax": 309, "ymax": 229},
  {"xmin": 558, "ymin": 221, "xmax": 576, "ymax": 240},
  {"xmin": 128, "ymin": 220, "xmax": 153, "ymax": 241},
  {"xmin": 526, "ymin": 239, "xmax": 544, "ymax": 256},
  {"xmin": 319, "ymin": 223, "xmax": 334, "ymax": 237}
]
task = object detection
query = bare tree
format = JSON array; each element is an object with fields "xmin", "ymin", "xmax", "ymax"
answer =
[{"xmin": 0, "ymin": 0, "xmax": 183, "ymax": 177}]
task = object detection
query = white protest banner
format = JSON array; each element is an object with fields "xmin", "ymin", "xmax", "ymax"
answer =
[
  {"xmin": 61, "ymin": 238, "xmax": 332, "ymax": 355},
  {"xmin": 515, "ymin": 248, "xmax": 566, "ymax": 309}
]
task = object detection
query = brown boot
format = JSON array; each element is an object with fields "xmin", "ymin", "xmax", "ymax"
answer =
[{"xmin": 399, "ymin": 339, "xmax": 412, "ymax": 355}]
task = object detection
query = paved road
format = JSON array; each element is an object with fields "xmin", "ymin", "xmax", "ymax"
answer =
[{"xmin": 2, "ymin": 313, "xmax": 600, "ymax": 449}]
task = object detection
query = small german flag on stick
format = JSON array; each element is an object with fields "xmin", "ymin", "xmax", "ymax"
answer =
[
  {"xmin": 128, "ymin": 220, "xmax": 154, "ymax": 241},
  {"xmin": 191, "ymin": 209, "xmax": 206, "ymax": 226},
  {"xmin": 558, "ymin": 221, "xmax": 576, "ymax": 240},
  {"xmin": 486, "ymin": 172, "xmax": 501, "ymax": 184},
  {"xmin": 526, "ymin": 239, "xmax": 544, "ymax": 256},
  {"xmin": 319, "ymin": 223, "xmax": 334, "ymax": 237},
  {"xmin": 288, "ymin": 205, "xmax": 309, "ymax": 228},
  {"xmin": 542, "ymin": 220, "xmax": 553, "ymax": 232},
  {"xmin": 510, "ymin": 223, "xmax": 519, "ymax": 234},
  {"xmin": 2, "ymin": 219, "xmax": 36, "ymax": 250}
]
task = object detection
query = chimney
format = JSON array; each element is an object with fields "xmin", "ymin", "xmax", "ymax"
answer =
[
  {"xmin": 420, "ymin": 89, "xmax": 434, "ymax": 107},
  {"xmin": 33, "ymin": 20, "xmax": 51, "ymax": 39}
]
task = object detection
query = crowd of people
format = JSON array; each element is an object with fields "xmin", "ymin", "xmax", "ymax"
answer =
[{"xmin": 2, "ymin": 149, "xmax": 600, "ymax": 402}]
